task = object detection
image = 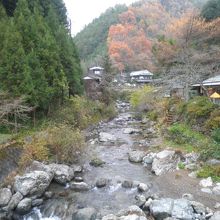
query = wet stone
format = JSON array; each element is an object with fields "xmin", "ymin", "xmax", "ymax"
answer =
[
  {"xmin": 122, "ymin": 180, "xmax": 133, "ymax": 188},
  {"xmin": 90, "ymin": 158, "xmax": 106, "ymax": 167},
  {"xmin": 96, "ymin": 178, "xmax": 109, "ymax": 188}
]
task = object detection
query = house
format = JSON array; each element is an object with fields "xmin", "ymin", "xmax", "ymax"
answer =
[
  {"xmin": 191, "ymin": 75, "xmax": 220, "ymax": 104},
  {"xmin": 88, "ymin": 66, "xmax": 104, "ymax": 76},
  {"xmin": 130, "ymin": 70, "xmax": 153, "ymax": 83},
  {"xmin": 83, "ymin": 66, "xmax": 104, "ymax": 99}
]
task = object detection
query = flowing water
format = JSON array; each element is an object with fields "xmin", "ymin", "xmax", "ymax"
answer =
[{"xmin": 23, "ymin": 103, "xmax": 158, "ymax": 220}]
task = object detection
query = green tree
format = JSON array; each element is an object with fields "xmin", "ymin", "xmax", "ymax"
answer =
[
  {"xmin": 0, "ymin": 20, "xmax": 33, "ymax": 96},
  {"xmin": 201, "ymin": 0, "xmax": 220, "ymax": 20}
]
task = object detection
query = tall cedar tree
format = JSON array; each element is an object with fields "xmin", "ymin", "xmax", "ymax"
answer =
[{"xmin": 0, "ymin": 0, "xmax": 83, "ymax": 112}]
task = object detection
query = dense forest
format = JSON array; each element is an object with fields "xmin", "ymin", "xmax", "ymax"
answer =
[{"xmin": 0, "ymin": 0, "xmax": 83, "ymax": 113}]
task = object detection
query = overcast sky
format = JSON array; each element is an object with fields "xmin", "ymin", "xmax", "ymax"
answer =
[{"xmin": 63, "ymin": 0, "xmax": 135, "ymax": 36}]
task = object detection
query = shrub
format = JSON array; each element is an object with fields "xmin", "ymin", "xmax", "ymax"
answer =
[
  {"xmin": 186, "ymin": 96, "xmax": 214, "ymax": 120},
  {"xmin": 47, "ymin": 125, "xmax": 85, "ymax": 163},
  {"xmin": 212, "ymin": 128, "xmax": 220, "ymax": 143},
  {"xmin": 52, "ymin": 96, "xmax": 116, "ymax": 129},
  {"xmin": 19, "ymin": 124, "xmax": 85, "ymax": 168},
  {"xmin": 147, "ymin": 110, "xmax": 158, "ymax": 121},
  {"xmin": 197, "ymin": 165, "xmax": 220, "ymax": 182},
  {"xmin": 206, "ymin": 108, "xmax": 220, "ymax": 129},
  {"xmin": 130, "ymin": 85, "xmax": 155, "ymax": 112},
  {"xmin": 19, "ymin": 135, "xmax": 49, "ymax": 170},
  {"xmin": 168, "ymin": 123, "xmax": 206, "ymax": 146}
]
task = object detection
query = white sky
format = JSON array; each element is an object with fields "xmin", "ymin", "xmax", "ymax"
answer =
[{"xmin": 63, "ymin": 0, "xmax": 135, "ymax": 36}]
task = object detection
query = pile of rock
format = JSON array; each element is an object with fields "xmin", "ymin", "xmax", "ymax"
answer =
[
  {"xmin": 199, "ymin": 177, "xmax": 220, "ymax": 195},
  {"xmin": 0, "ymin": 161, "xmax": 85, "ymax": 218},
  {"xmin": 100, "ymin": 195, "xmax": 219, "ymax": 220}
]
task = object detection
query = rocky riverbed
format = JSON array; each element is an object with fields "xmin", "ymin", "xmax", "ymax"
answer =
[{"xmin": 0, "ymin": 101, "xmax": 219, "ymax": 220}]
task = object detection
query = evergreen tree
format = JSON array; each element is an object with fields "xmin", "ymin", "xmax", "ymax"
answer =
[
  {"xmin": 201, "ymin": 0, "xmax": 220, "ymax": 20},
  {"xmin": 0, "ymin": 19, "xmax": 33, "ymax": 96}
]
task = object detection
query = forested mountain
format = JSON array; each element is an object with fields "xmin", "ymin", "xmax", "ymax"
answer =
[
  {"xmin": 74, "ymin": 4, "xmax": 128, "ymax": 72},
  {"xmin": 0, "ymin": 0, "xmax": 83, "ymax": 112},
  {"xmin": 75, "ymin": 0, "xmax": 209, "ymax": 73}
]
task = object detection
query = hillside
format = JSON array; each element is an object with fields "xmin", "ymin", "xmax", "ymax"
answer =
[
  {"xmin": 74, "ymin": 4, "xmax": 128, "ymax": 72},
  {"xmin": 74, "ymin": 0, "xmax": 208, "ymax": 73}
]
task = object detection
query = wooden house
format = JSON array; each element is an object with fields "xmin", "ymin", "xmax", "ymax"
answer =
[
  {"xmin": 191, "ymin": 75, "xmax": 220, "ymax": 104},
  {"xmin": 130, "ymin": 70, "xmax": 153, "ymax": 84},
  {"xmin": 83, "ymin": 66, "xmax": 104, "ymax": 99}
]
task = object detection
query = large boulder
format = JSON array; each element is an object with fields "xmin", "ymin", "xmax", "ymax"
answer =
[
  {"xmin": 210, "ymin": 211, "xmax": 220, "ymax": 220},
  {"xmin": 150, "ymin": 198, "xmax": 173, "ymax": 219},
  {"xmin": 152, "ymin": 150, "xmax": 180, "ymax": 176},
  {"xmin": 16, "ymin": 198, "xmax": 32, "ymax": 214},
  {"xmin": 7, "ymin": 192, "xmax": 23, "ymax": 211},
  {"xmin": 199, "ymin": 177, "xmax": 213, "ymax": 188},
  {"xmin": 128, "ymin": 151, "xmax": 146, "ymax": 163},
  {"xmin": 0, "ymin": 188, "xmax": 12, "ymax": 207},
  {"xmin": 14, "ymin": 170, "xmax": 53, "ymax": 197},
  {"xmin": 171, "ymin": 199, "xmax": 194, "ymax": 220},
  {"xmin": 99, "ymin": 132, "xmax": 116, "ymax": 142},
  {"xmin": 72, "ymin": 207, "xmax": 97, "ymax": 220},
  {"xmin": 49, "ymin": 163, "xmax": 75, "ymax": 185}
]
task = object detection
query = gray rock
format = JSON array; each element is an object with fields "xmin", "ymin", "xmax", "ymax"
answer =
[
  {"xmin": 49, "ymin": 163, "xmax": 75, "ymax": 185},
  {"xmin": 214, "ymin": 203, "xmax": 220, "ymax": 209},
  {"xmin": 14, "ymin": 170, "xmax": 53, "ymax": 197},
  {"xmin": 157, "ymin": 150, "xmax": 175, "ymax": 159},
  {"xmin": 143, "ymin": 198, "xmax": 153, "ymax": 209},
  {"xmin": 73, "ymin": 207, "xmax": 97, "ymax": 220},
  {"xmin": 206, "ymin": 159, "xmax": 220, "ymax": 166},
  {"xmin": 185, "ymin": 163, "xmax": 198, "ymax": 171},
  {"xmin": 138, "ymin": 183, "xmax": 149, "ymax": 192},
  {"xmin": 74, "ymin": 177, "xmax": 84, "ymax": 182},
  {"xmin": 171, "ymin": 199, "xmax": 194, "ymax": 220},
  {"xmin": 96, "ymin": 178, "xmax": 109, "ymax": 188},
  {"xmin": 0, "ymin": 188, "xmax": 12, "ymax": 207},
  {"xmin": 210, "ymin": 211, "xmax": 220, "ymax": 220},
  {"xmin": 190, "ymin": 201, "xmax": 206, "ymax": 214},
  {"xmin": 199, "ymin": 177, "xmax": 213, "ymax": 188},
  {"xmin": 119, "ymin": 215, "xmax": 147, "ymax": 220},
  {"xmin": 213, "ymin": 185, "xmax": 220, "ymax": 195},
  {"xmin": 117, "ymin": 205, "xmax": 146, "ymax": 217},
  {"xmin": 32, "ymin": 199, "xmax": 43, "ymax": 207},
  {"xmin": 135, "ymin": 195, "xmax": 146, "ymax": 207},
  {"xmin": 7, "ymin": 192, "xmax": 23, "ymax": 211},
  {"xmin": 128, "ymin": 151, "xmax": 146, "ymax": 163},
  {"xmin": 142, "ymin": 156, "xmax": 154, "ymax": 165},
  {"xmin": 99, "ymin": 132, "xmax": 116, "ymax": 142},
  {"xmin": 182, "ymin": 193, "xmax": 194, "ymax": 201},
  {"xmin": 44, "ymin": 191, "xmax": 54, "ymax": 199},
  {"xmin": 123, "ymin": 128, "xmax": 140, "ymax": 134},
  {"xmin": 150, "ymin": 198, "xmax": 174, "ymax": 219},
  {"xmin": 102, "ymin": 214, "xmax": 117, "ymax": 220},
  {"xmin": 70, "ymin": 182, "xmax": 90, "ymax": 191},
  {"xmin": 152, "ymin": 151, "xmax": 180, "ymax": 176},
  {"xmin": 184, "ymin": 153, "xmax": 200, "ymax": 164},
  {"xmin": 122, "ymin": 180, "xmax": 133, "ymax": 188},
  {"xmin": 201, "ymin": 188, "xmax": 212, "ymax": 194},
  {"xmin": 16, "ymin": 198, "xmax": 32, "ymax": 214},
  {"xmin": 72, "ymin": 165, "xmax": 83, "ymax": 173},
  {"xmin": 90, "ymin": 158, "xmax": 106, "ymax": 167}
]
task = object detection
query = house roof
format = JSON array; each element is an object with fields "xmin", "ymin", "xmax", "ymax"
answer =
[
  {"xmin": 130, "ymin": 70, "xmax": 153, "ymax": 77},
  {"xmin": 192, "ymin": 75, "xmax": 220, "ymax": 87},
  {"xmin": 89, "ymin": 66, "xmax": 104, "ymax": 71}
]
